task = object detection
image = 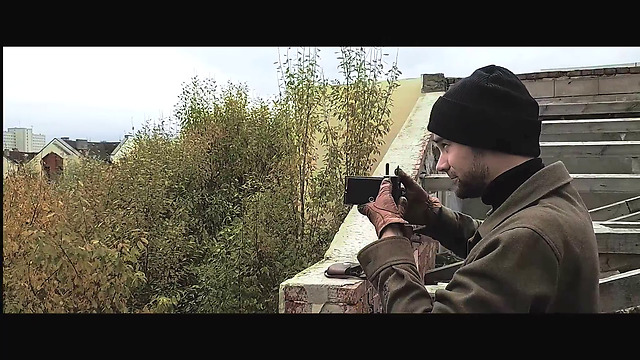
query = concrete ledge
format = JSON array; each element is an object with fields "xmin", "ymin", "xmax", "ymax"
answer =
[{"xmin": 279, "ymin": 92, "xmax": 444, "ymax": 313}]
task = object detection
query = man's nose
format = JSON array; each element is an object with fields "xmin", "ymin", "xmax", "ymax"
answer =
[{"xmin": 436, "ymin": 153, "xmax": 449, "ymax": 173}]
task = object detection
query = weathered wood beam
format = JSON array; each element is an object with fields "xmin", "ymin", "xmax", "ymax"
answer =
[
  {"xmin": 540, "ymin": 118, "xmax": 640, "ymax": 142},
  {"xmin": 541, "ymin": 118, "xmax": 640, "ymax": 134},
  {"xmin": 539, "ymin": 100, "xmax": 640, "ymax": 119},
  {"xmin": 608, "ymin": 211, "xmax": 640, "ymax": 222},
  {"xmin": 541, "ymin": 133, "xmax": 640, "ymax": 142},
  {"xmin": 599, "ymin": 269, "xmax": 640, "ymax": 313},
  {"xmin": 422, "ymin": 174, "xmax": 640, "ymax": 194},
  {"xmin": 536, "ymin": 94, "xmax": 640, "ymax": 105},
  {"xmin": 589, "ymin": 195, "xmax": 640, "ymax": 221},
  {"xmin": 599, "ymin": 253, "xmax": 640, "ymax": 273},
  {"xmin": 593, "ymin": 221, "xmax": 640, "ymax": 228},
  {"xmin": 593, "ymin": 225, "xmax": 640, "ymax": 255},
  {"xmin": 539, "ymin": 141, "xmax": 640, "ymax": 157},
  {"xmin": 539, "ymin": 157, "xmax": 636, "ymax": 174}
]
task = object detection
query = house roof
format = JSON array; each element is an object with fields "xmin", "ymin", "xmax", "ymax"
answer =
[
  {"xmin": 60, "ymin": 138, "xmax": 120, "ymax": 161},
  {"xmin": 88, "ymin": 141, "xmax": 120, "ymax": 161},
  {"xmin": 4, "ymin": 150, "xmax": 38, "ymax": 164},
  {"xmin": 40, "ymin": 138, "xmax": 82, "ymax": 157}
]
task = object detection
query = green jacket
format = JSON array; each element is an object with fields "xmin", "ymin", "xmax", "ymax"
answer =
[{"xmin": 357, "ymin": 161, "xmax": 600, "ymax": 313}]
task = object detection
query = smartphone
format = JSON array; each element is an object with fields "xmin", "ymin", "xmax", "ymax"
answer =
[{"xmin": 343, "ymin": 175, "xmax": 402, "ymax": 205}]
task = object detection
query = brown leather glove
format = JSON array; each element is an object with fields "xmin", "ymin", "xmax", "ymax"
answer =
[
  {"xmin": 358, "ymin": 178, "xmax": 408, "ymax": 238},
  {"xmin": 395, "ymin": 167, "xmax": 442, "ymax": 226}
]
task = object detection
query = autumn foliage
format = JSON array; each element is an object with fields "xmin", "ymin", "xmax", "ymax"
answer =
[{"xmin": 2, "ymin": 47, "xmax": 400, "ymax": 312}]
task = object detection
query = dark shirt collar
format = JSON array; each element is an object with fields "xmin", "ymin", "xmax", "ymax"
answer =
[{"xmin": 481, "ymin": 158, "xmax": 545, "ymax": 211}]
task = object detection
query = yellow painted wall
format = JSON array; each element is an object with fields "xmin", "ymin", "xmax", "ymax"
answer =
[{"xmin": 314, "ymin": 77, "xmax": 423, "ymax": 175}]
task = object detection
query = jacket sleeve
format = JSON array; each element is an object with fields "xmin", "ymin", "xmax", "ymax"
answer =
[
  {"xmin": 420, "ymin": 206, "xmax": 482, "ymax": 258},
  {"xmin": 357, "ymin": 235, "xmax": 434, "ymax": 313},
  {"xmin": 431, "ymin": 227, "xmax": 560, "ymax": 313}
]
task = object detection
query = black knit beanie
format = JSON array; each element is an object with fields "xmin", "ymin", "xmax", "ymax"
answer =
[{"xmin": 427, "ymin": 65, "xmax": 541, "ymax": 157}]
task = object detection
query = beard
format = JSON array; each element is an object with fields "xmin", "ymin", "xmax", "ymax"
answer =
[{"xmin": 452, "ymin": 152, "xmax": 489, "ymax": 199}]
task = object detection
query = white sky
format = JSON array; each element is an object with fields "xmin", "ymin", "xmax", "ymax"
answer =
[{"xmin": 3, "ymin": 46, "xmax": 640, "ymax": 142}]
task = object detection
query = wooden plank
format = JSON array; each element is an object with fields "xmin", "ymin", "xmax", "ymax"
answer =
[
  {"xmin": 554, "ymin": 78, "xmax": 599, "ymax": 97},
  {"xmin": 536, "ymin": 93, "xmax": 640, "ymax": 105},
  {"xmin": 422, "ymin": 174, "xmax": 640, "ymax": 194},
  {"xmin": 593, "ymin": 226, "xmax": 640, "ymax": 254},
  {"xmin": 539, "ymin": 100, "xmax": 640, "ymax": 118},
  {"xmin": 565, "ymin": 174, "xmax": 639, "ymax": 193},
  {"xmin": 599, "ymin": 269, "xmax": 640, "ymax": 313},
  {"xmin": 541, "ymin": 118, "xmax": 640, "ymax": 135},
  {"xmin": 540, "ymin": 157, "xmax": 635, "ymax": 174},
  {"xmin": 593, "ymin": 221, "xmax": 640, "ymax": 228},
  {"xmin": 589, "ymin": 195, "xmax": 640, "ymax": 221},
  {"xmin": 599, "ymin": 253, "xmax": 640, "ymax": 273},
  {"xmin": 540, "ymin": 133, "xmax": 640, "ymax": 142},
  {"xmin": 424, "ymin": 261, "xmax": 463, "ymax": 285},
  {"xmin": 539, "ymin": 141, "xmax": 640, "ymax": 157},
  {"xmin": 609, "ymin": 211, "xmax": 640, "ymax": 222}
]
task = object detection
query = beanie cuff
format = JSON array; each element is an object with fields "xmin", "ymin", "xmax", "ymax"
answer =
[{"xmin": 427, "ymin": 96, "xmax": 541, "ymax": 157}]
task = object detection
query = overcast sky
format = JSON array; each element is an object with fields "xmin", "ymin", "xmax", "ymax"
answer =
[{"xmin": 3, "ymin": 47, "xmax": 640, "ymax": 143}]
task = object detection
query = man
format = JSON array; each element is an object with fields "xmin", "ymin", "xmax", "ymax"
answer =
[{"xmin": 357, "ymin": 65, "xmax": 600, "ymax": 313}]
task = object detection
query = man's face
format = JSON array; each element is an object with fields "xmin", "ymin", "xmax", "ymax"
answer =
[{"xmin": 432, "ymin": 134, "xmax": 489, "ymax": 199}]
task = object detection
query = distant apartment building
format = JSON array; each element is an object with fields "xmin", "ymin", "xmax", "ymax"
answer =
[{"xmin": 3, "ymin": 127, "xmax": 46, "ymax": 152}]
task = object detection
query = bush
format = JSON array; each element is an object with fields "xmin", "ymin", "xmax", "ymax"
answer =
[{"xmin": 2, "ymin": 47, "xmax": 400, "ymax": 313}]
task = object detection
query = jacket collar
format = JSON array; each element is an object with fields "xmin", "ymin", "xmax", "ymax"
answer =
[{"xmin": 477, "ymin": 161, "xmax": 573, "ymax": 238}]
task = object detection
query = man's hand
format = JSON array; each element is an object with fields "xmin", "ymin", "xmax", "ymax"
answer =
[
  {"xmin": 395, "ymin": 167, "xmax": 442, "ymax": 226},
  {"xmin": 358, "ymin": 179, "xmax": 408, "ymax": 238}
]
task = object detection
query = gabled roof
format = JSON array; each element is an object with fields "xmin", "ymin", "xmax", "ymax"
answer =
[
  {"xmin": 60, "ymin": 138, "xmax": 122, "ymax": 161},
  {"xmin": 42, "ymin": 138, "xmax": 82, "ymax": 157}
]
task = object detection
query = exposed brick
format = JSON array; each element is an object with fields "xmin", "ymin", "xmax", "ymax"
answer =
[
  {"xmin": 330, "ymin": 282, "xmax": 367, "ymax": 304},
  {"xmin": 284, "ymin": 300, "xmax": 311, "ymax": 313},
  {"xmin": 343, "ymin": 301, "xmax": 367, "ymax": 313},
  {"xmin": 283, "ymin": 285, "xmax": 307, "ymax": 302}
]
